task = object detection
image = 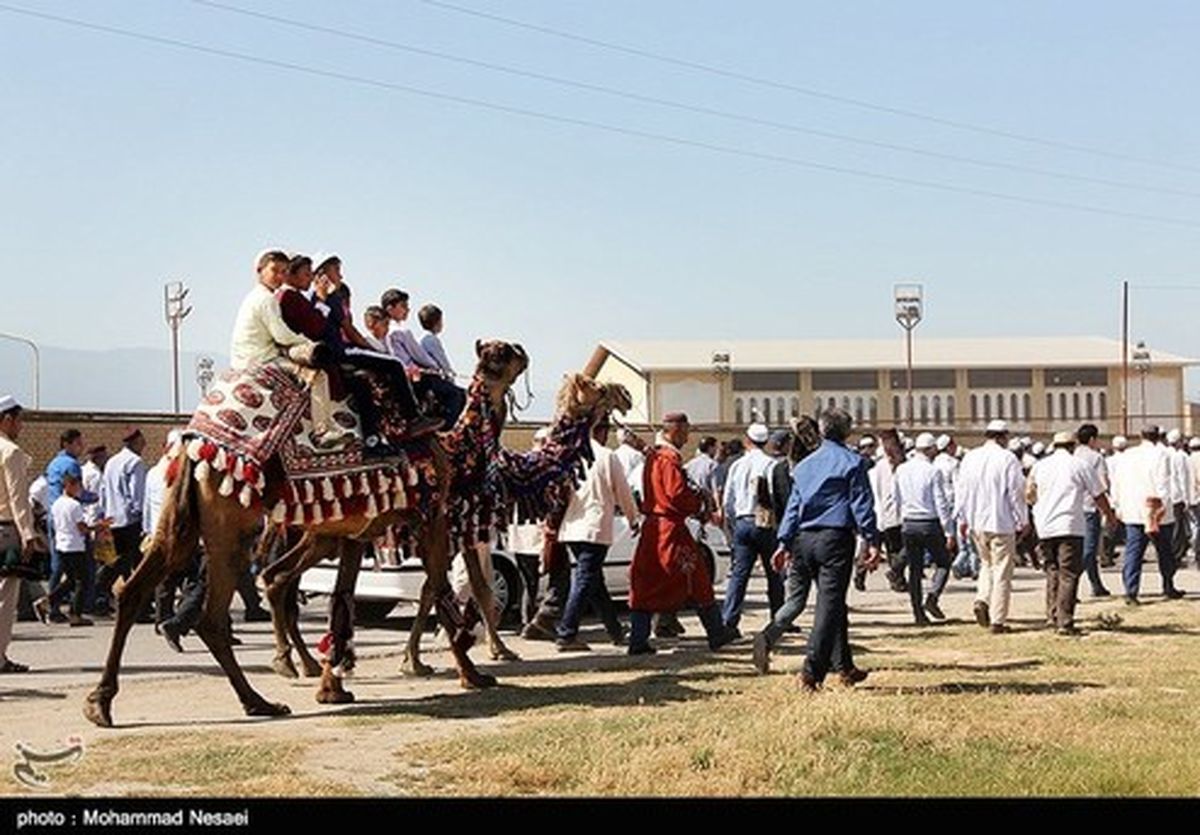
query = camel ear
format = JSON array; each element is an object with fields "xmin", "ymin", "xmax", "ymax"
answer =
[{"xmin": 475, "ymin": 339, "xmax": 484, "ymax": 357}]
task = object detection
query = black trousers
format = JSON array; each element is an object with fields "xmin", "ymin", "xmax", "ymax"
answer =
[
  {"xmin": 796, "ymin": 528, "xmax": 856, "ymax": 683},
  {"xmin": 48, "ymin": 550, "xmax": 87, "ymax": 616},
  {"xmin": 95, "ymin": 524, "xmax": 144, "ymax": 610},
  {"xmin": 531, "ymin": 544, "xmax": 572, "ymax": 625},
  {"xmin": 901, "ymin": 519, "xmax": 952, "ymax": 618},
  {"xmin": 414, "ymin": 375, "xmax": 467, "ymax": 428},
  {"xmin": 514, "ymin": 553, "xmax": 541, "ymax": 625}
]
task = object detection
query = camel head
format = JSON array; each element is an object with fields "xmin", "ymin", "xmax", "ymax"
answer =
[
  {"xmin": 554, "ymin": 373, "xmax": 632, "ymax": 424},
  {"xmin": 473, "ymin": 339, "xmax": 529, "ymax": 391}
]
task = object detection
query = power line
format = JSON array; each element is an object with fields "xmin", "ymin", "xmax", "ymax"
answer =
[
  {"xmin": 3, "ymin": 3, "xmax": 1200, "ymax": 230},
  {"xmin": 187, "ymin": 0, "xmax": 1200, "ymax": 201},
  {"xmin": 421, "ymin": 0, "xmax": 1200, "ymax": 177}
]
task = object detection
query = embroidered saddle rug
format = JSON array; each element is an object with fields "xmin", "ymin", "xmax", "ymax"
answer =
[{"xmin": 180, "ymin": 363, "xmax": 438, "ymax": 525}]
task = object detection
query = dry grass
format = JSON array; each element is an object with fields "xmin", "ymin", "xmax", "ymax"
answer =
[{"xmin": 388, "ymin": 600, "xmax": 1200, "ymax": 796}]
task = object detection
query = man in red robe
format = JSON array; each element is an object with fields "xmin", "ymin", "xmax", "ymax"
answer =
[{"xmin": 628, "ymin": 412, "xmax": 739, "ymax": 655}]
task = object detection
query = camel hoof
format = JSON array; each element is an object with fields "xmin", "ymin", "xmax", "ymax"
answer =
[
  {"xmin": 301, "ymin": 659, "xmax": 323, "ymax": 679},
  {"xmin": 316, "ymin": 687, "xmax": 356, "ymax": 705},
  {"xmin": 244, "ymin": 701, "xmax": 292, "ymax": 718},
  {"xmin": 460, "ymin": 672, "xmax": 498, "ymax": 690},
  {"xmin": 400, "ymin": 657, "xmax": 435, "ymax": 678},
  {"xmin": 490, "ymin": 646, "xmax": 520, "ymax": 662},
  {"xmin": 272, "ymin": 654, "xmax": 300, "ymax": 680},
  {"xmin": 83, "ymin": 693, "xmax": 113, "ymax": 728}
]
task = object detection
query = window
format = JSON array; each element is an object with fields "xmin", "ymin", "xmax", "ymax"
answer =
[
  {"xmin": 790, "ymin": 397, "xmax": 799, "ymax": 419},
  {"xmin": 814, "ymin": 398, "xmax": 822, "ymax": 417},
  {"xmin": 828, "ymin": 396, "xmax": 837, "ymax": 411},
  {"xmin": 920, "ymin": 395, "xmax": 929, "ymax": 422},
  {"xmin": 893, "ymin": 396, "xmax": 901, "ymax": 421},
  {"xmin": 1023, "ymin": 394, "xmax": 1031, "ymax": 421},
  {"xmin": 1046, "ymin": 393, "xmax": 1054, "ymax": 420},
  {"xmin": 1059, "ymin": 393, "xmax": 1067, "ymax": 420},
  {"xmin": 854, "ymin": 397, "xmax": 864, "ymax": 424},
  {"xmin": 1099, "ymin": 392, "xmax": 1108, "ymax": 419},
  {"xmin": 1086, "ymin": 392, "xmax": 1094, "ymax": 420},
  {"xmin": 1073, "ymin": 392, "xmax": 1081, "ymax": 420},
  {"xmin": 983, "ymin": 394, "xmax": 992, "ymax": 421},
  {"xmin": 762, "ymin": 399, "xmax": 771, "ymax": 423},
  {"xmin": 997, "ymin": 393, "xmax": 1005, "ymax": 419},
  {"xmin": 749, "ymin": 397, "xmax": 758, "ymax": 421},
  {"xmin": 932, "ymin": 395, "xmax": 942, "ymax": 424},
  {"xmin": 947, "ymin": 395, "xmax": 955, "ymax": 424},
  {"xmin": 842, "ymin": 396, "xmax": 851, "ymax": 412},
  {"xmin": 870, "ymin": 397, "xmax": 879, "ymax": 423},
  {"xmin": 735, "ymin": 399, "xmax": 744, "ymax": 425},
  {"xmin": 970, "ymin": 394, "xmax": 978, "ymax": 422},
  {"xmin": 1010, "ymin": 394, "xmax": 1019, "ymax": 421}
]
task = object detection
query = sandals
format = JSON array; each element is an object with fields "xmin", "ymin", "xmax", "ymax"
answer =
[{"xmin": 0, "ymin": 658, "xmax": 30, "ymax": 673}]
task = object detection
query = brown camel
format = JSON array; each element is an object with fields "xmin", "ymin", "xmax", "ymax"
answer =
[
  {"xmin": 260, "ymin": 373, "xmax": 631, "ymax": 685},
  {"xmin": 82, "ymin": 340, "xmax": 527, "ymax": 727}
]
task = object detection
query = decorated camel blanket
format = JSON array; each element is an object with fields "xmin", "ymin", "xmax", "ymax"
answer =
[{"xmin": 180, "ymin": 364, "xmax": 438, "ymax": 525}]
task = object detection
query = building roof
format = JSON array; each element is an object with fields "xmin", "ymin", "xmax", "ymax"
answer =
[{"xmin": 597, "ymin": 337, "xmax": 1198, "ymax": 373}]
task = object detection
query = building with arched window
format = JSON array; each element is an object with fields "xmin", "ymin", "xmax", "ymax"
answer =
[{"xmin": 585, "ymin": 337, "xmax": 1197, "ymax": 434}]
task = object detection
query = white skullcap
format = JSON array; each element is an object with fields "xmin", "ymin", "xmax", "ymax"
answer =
[
  {"xmin": 935, "ymin": 434, "xmax": 952, "ymax": 451},
  {"xmin": 1166, "ymin": 428, "xmax": 1183, "ymax": 444},
  {"xmin": 986, "ymin": 419, "xmax": 1008, "ymax": 434},
  {"xmin": 1007, "ymin": 438, "xmax": 1023, "ymax": 452},
  {"xmin": 1189, "ymin": 437, "xmax": 1200, "ymax": 450},
  {"xmin": 746, "ymin": 423, "xmax": 770, "ymax": 444},
  {"xmin": 1032, "ymin": 441, "xmax": 1046, "ymax": 455},
  {"xmin": 1051, "ymin": 432, "xmax": 1074, "ymax": 446},
  {"xmin": 915, "ymin": 432, "xmax": 936, "ymax": 450},
  {"xmin": 1112, "ymin": 435, "xmax": 1128, "ymax": 450},
  {"xmin": 0, "ymin": 394, "xmax": 19, "ymax": 413}
]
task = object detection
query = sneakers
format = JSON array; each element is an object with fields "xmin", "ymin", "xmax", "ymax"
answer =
[
  {"xmin": 923, "ymin": 595, "xmax": 946, "ymax": 621},
  {"xmin": 555, "ymin": 637, "xmax": 591, "ymax": 653},
  {"xmin": 628, "ymin": 643, "xmax": 657, "ymax": 657},
  {"xmin": 608, "ymin": 626, "xmax": 627, "ymax": 647},
  {"xmin": 752, "ymin": 632, "xmax": 771, "ymax": 675},
  {"xmin": 68, "ymin": 615, "xmax": 94, "ymax": 628},
  {"xmin": 913, "ymin": 613, "xmax": 932, "ymax": 626},
  {"xmin": 708, "ymin": 625, "xmax": 741, "ymax": 651},
  {"xmin": 885, "ymin": 569, "xmax": 908, "ymax": 593},
  {"xmin": 837, "ymin": 667, "xmax": 869, "ymax": 687},
  {"xmin": 1091, "ymin": 587, "xmax": 1111, "ymax": 598},
  {"xmin": 973, "ymin": 600, "xmax": 991, "ymax": 628},
  {"xmin": 1164, "ymin": 588, "xmax": 1186, "ymax": 600}
]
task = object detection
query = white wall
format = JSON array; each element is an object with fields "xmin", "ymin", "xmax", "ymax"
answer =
[{"xmin": 658, "ymin": 379, "xmax": 721, "ymax": 423}]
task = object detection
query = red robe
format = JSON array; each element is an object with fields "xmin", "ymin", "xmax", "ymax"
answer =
[{"xmin": 629, "ymin": 442, "xmax": 715, "ymax": 612}]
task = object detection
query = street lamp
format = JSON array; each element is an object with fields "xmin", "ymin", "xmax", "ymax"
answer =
[
  {"xmin": 164, "ymin": 281, "xmax": 192, "ymax": 414},
  {"xmin": 0, "ymin": 331, "xmax": 40, "ymax": 409},
  {"xmin": 196, "ymin": 355, "xmax": 215, "ymax": 400},
  {"xmin": 1132, "ymin": 340, "xmax": 1151, "ymax": 423},
  {"xmin": 894, "ymin": 283, "xmax": 924, "ymax": 428}
]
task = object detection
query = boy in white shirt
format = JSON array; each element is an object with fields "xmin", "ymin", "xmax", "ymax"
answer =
[{"xmin": 37, "ymin": 474, "xmax": 108, "ymax": 626}]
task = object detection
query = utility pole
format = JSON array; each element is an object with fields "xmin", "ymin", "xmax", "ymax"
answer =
[
  {"xmin": 1122, "ymin": 280, "xmax": 1129, "ymax": 437},
  {"xmin": 164, "ymin": 281, "xmax": 192, "ymax": 414},
  {"xmin": 894, "ymin": 284, "xmax": 924, "ymax": 428},
  {"xmin": 0, "ymin": 332, "xmax": 39, "ymax": 409}
]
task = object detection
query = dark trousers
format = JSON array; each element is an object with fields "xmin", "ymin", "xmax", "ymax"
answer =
[
  {"xmin": 629, "ymin": 602, "xmax": 725, "ymax": 650},
  {"xmin": 1040, "ymin": 536, "xmax": 1083, "ymax": 628},
  {"xmin": 163, "ymin": 556, "xmax": 207, "ymax": 636},
  {"xmin": 48, "ymin": 550, "xmax": 87, "ymax": 616},
  {"xmin": 1123, "ymin": 523, "xmax": 1178, "ymax": 599},
  {"xmin": 557, "ymin": 542, "xmax": 621, "ymax": 640},
  {"xmin": 902, "ymin": 518, "xmax": 951, "ymax": 619},
  {"xmin": 797, "ymin": 528, "xmax": 855, "ymax": 683},
  {"xmin": 880, "ymin": 526, "xmax": 905, "ymax": 583},
  {"xmin": 514, "ymin": 553, "xmax": 541, "ymax": 625},
  {"xmin": 414, "ymin": 375, "xmax": 467, "ymax": 428},
  {"xmin": 761, "ymin": 541, "xmax": 814, "ymax": 648},
  {"xmin": 95, "ymin": 524, "xmax": 144, "ymax": 610},
  {"xmin": 1081, "ymin": 512, "xmax": 1107, "ymax": 594},
  {"xmin": 157, "ymin": 553, "xmax": 203, "ymax": 624},
  {"xmin": 722, "ymin": 518, "xmax": 784, "ymax": 629},
  {"xmin": 1172, "ymin": 503, "xmax": 1190, "ymax": 566},
  {"xmin": 531, "ymin": 543, "xmax": 571, "ymax": 626}
]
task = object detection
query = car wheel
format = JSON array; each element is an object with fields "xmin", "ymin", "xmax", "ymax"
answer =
[
  {"xmin": 492, "ymin": 555, "xmax": 522, "ymax": 629},
  {"xmin": 354, "ymin": 599, "xmax": 397, "ymax": 623}
]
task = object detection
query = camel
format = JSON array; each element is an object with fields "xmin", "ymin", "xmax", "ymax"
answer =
[
  {"xmin": 82, "ymin": 340, "xmax": 529, "ymax": 728},
  {"xmin": 260, "ymin": 372, "xmax": 632, "ymax": 686}
]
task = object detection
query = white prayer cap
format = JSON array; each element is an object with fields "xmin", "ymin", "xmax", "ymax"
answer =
[
  {"xmin": 1166, "ymin": 428, "xmax": 1183, "ymax": 444},
  {"xmin": 902, "ymin": 436, "xmax": 915, "ymax": 450},
  {"xmin": 1112, "ymin": 435, "xmax": 1128, "ymax": 450},
  {"xmin": 915, "ymin": 432, "xmax": 936, "ymax": 450},
  {"xmin": 0, "ymin": 394, "xmax": 19, "ymax": 413},
  {"xmin": 746, "ymin": 423, "xmax": 770, "ymax": 444},
  {"xmin": 1032, "ymin": 441, "xmax": 1047, "ymax": 455},
  {"xmin": 935, "ymin": 434, "xmax": 952, "ymax": 451},
  {"xmin": 1189, "ymin": 437, "xmax": 1200, "ymax": 450},
  {"xmin": 986, "ymin": 419, "xmax": 1008, "ymax": 434},
  {"xmin": 1051, "ymin": 432, "xmax": 1074, "ymax": 446},
  {"xmin": 857, "ymin": 436, "xmax": 877, "ymax": 449},
  {"xmin": 1007, "ymin": 438, "xmax": 1023, "ymax": 452},
  {"xmin": 1020, "ymin": 436, "xmax": 1033, "ymax": 447}
]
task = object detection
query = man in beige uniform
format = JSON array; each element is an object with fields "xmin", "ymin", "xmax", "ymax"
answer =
[{"xmin": 0, "ymin": 395, "xmax": 40, "ymax": 673}]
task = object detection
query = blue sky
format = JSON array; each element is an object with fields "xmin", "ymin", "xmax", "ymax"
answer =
[{"xmin": 2, "ymin": 0, "xmax": 1199, "ymax": 415}]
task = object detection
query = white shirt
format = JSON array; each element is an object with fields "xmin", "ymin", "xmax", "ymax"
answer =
[
  {"xmin": 614, "ymin": 444, "xmax": 645, "ymax": 497},
  {"xmin": 1113, "ymin": 441, "xmax": 1173, "ymax": 526},
  {"xmin": 28, "ymin": 475, "xmax": 49, "ymax": 513},
  {"xmin": 722, "ymin": 447, "xmax": 775, "ymax": 521},
  {"xmin": 1030, "ymin": 448, "xmax": 1105, "ymax": 539},
  {"xmin": 81, "ymin": 460, "xmax": 104, "ymax": 525},
  {"xmin": 685, "ymin": 453, "xmax": 718, "ymax": 495},
  {"xmin": 933, "ymin": 451, "xmax": 959, "ymax": 512},
  {"xmin": 1166, "ymin": 445, "xmax": 1191, "ymax": 505},
  {"xmin": 363, "ymin": 332, "xmax": 388, "ymax": 353},
  {"xmin": 558, "ymin": 440, "xmax": 641, "ymax": 545},
  {"xmin": 955, "ymin": 440, "xmax": 1028, "ymax": 535},
  {"xmin": 1106, "ymin": 451, "xmax": 1124, "ymax": 516},
  {"xmin": 1188, "ymin": 451, "xmax": 1200, "ymax": 506},
  {"xmin": 229, "ymin": 282, "xmax": 314, "ymax": 370},
  {"xmin": 51, "ymin": 494, "xmax": 86, "ymax": 552},
  {"xmin": 868, "ymin": 457, "xmax": 900, "ymax": 530},
  {"xmin": 894, "ymin": 454, "xmax": 953, "ymax": 531},
  {"xmin": 142, "ymin": 457, "xmax": 169, "ymax": 536},
  {"xmin": 1073, "ymin": 444, "xmax": 1109, "ymax": 514},
  {"xmin": 506, "ymin": 511, "xmax": 545, "ymax": 556}
]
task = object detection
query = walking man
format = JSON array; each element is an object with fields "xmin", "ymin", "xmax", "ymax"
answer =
[
  {"xmin": 0, "ymin": 395, "xmax": 40, "ymax": 673},
  {"xmin": 956, "ymin": 420, "xmax": 1028, "ymax": 634},
  {"xmin": 1074, "ymin": 424, "xmax": 1113, "ymax": 597},
  {"xmin": 771, "ymin": 408, "xmax": 879, "ymax": 691},
  {"xmin": 96, "ymin": 428, "xmax": 148, "ymax": 617},
  {"xmin": 1113, "ymin": 426, "xmax": 1184, "ymax": 604},
  {"xmin": 894, "ymin": 433, "xmax": 956, "ymax": 625}
]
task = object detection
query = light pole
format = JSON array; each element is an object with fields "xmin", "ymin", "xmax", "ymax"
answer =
[
  {"xmin": 164, "ymin": 281, "xmax": 192, "ymax": 414},
  {"xmin": 0, "ymin": 331, "xmax": 40, "ymax": 409},
  {"xmin": 1132, "ymin": 340, "xmax": 1151, "ymax": 423},
  {"xmin": 196, "ymin": 355, "xmax": 215, "ymax": 400},
  {"xmin": 711, "ymin": 350, "xmax": 731, "ymax": 423},
  {"xmin": 894, "ymin": 284, "xmax": 923, "ymax": 428}
]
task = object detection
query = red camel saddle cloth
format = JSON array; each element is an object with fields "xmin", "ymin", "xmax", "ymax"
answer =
[{"xmin": 179, "ymin": 363, "xmax": 439, "ymax": 523}]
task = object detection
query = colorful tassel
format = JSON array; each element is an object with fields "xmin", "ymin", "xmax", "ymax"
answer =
[
  {"xmin": 303, "ymin": 480, "xmax": 315, "ymax": 504},
  {"xmin": 321, "ymin": 478, "xmax": 335, "ymax": 502},
  {"xmin": 359, "ymin": 473, "xmax": 371, "ymax": 496},
  {"xmin": 186, "ymin": 438, "xmax": 204, "ymax": 461},
  {"xmin": 195, "ymin": 459, "xmax": 211, "ymax": 483},
  {"xmin": 233, "ymin": 457, "xmax": 246, "ymax": 483},
  {"xmin": 365, "ymin": 494, "xmax": 378, "ymax": 518},
  {"xmin": 342, "ymin": 476, "xmax": 354, "ymax": 499},
  {"xmin": 292, "ymin": 504, "xmax": 306, "ymax": 526},
  {"xmin": 214, "ymin": 447, "xmax": 229, "ymax": 472},
  {"xmin": 376, "ymin": 471, "xmax": 389, "ymax": 494},
  {"xmin": 239, "ymin": 484, "xmax": 254, "ymax": 508},
  {"xmin": 330, "ymin": 499, "xmax": 344, "ymax": 522},
  {"xmin": 219, "ymin": 473, "xmax": 235, "ymax": 497},
  {"xmin": 271, "ymin": 501, "xmax": 287, "ymax": 524},
  {"xmin": 379, "ymin": 492, "xmax": 392, "ymax": 513},
  {"xmin": 311, "ymin": 502, "xmax": 324, "ymax": 525}
]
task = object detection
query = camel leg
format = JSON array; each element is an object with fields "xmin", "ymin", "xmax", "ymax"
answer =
[
  {"xmin": 436, "ymin": 589, "xmax": 496, "ymax": 690},
  {"xmin": 83, "ymin": 544, "xmax": 175, "ymax": 728},
  {"xmin": 285, "ymin": 576, "xmax": 323, "ymax": 678},
  {"xmin": 400, "ymin": 576, "xmax": 436, "ymax": 677},
  {"xmin": 465, "ymin": 542, "xmax": 518, "ymax": 662},
  {"xmin": 316, "ymin": 539, "xmax": 360, "ymax": 705},
  {"xmin": 194, "ymin": 519, "xmax": 291, "ymax": 718},
  {"xmin": 265, "ymin": 531, "xmax": 311, "ymax": 680}
]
